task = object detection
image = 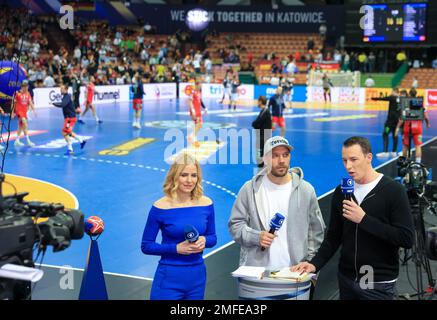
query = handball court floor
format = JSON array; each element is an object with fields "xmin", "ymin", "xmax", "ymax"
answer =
[{"xmin": 4, "ymin": 97, "xmax": 437, "ymax": 283}]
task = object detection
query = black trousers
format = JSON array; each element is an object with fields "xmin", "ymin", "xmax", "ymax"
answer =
[{"xmin": 338, "ymin": 272, "xmax": 397, "ymax": 300}]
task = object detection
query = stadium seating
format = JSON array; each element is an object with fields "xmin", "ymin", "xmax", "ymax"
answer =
[{"xmin": 400, "ymin": 68, "xmax": 437, "ymax": 89}]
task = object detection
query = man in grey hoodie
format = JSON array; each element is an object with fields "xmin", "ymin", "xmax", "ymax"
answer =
[{"xmin": 228, "ymin": 136, "xmax": 325, "ymax": 272}]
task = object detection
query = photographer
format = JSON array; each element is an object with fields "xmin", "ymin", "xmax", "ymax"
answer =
[{"xmin": 395, "ymin": 91, "xmax": 430, "ymax": 163}]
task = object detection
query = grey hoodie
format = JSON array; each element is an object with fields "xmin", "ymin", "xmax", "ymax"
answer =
[{"xmin": 228, "ymin": 167, "xmax": 325, "ymax": 268}]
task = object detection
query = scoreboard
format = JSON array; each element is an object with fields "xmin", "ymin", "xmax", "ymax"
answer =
[{"xmin": 363, "ymin": 3, "xmax": 427, "ymax": 42}]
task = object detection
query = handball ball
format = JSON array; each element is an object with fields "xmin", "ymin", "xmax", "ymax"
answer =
[
  {"xmin": 84, "ymin": 216, "xmax": 105, "ymax": 236},
  {"xmin": 0, "ymin": 61, "xmax": 27, "ymax": 103}
]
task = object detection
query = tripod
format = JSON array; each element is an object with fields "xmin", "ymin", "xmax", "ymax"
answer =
[{"xmin": 400, "ymin": 195, "xmax": 436, "ymax": 300}]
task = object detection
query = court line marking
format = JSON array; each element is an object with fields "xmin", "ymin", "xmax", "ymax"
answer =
[
  {"xmin": 4, "ymin": 172, "xmax": 79, "ymax": 209},
  {"xmin": 8, "ymin": 151, "xmax": 239, "ymax": 198},
  {"xmin": 39, "ymin": 264, "xmax": 153, "ymax": 281}
]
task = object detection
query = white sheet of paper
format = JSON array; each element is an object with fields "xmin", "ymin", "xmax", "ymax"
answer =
[
  {"xmin": 231, "ymin": 266, "xmax": 266, "ymax": 279},
  {"xmin": 0, "ymin": 264, "xmax": 44, "ymax": 282}
]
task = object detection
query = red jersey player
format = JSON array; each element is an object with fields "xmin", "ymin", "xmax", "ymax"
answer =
[
  {"xmin": 395, "ymin": 94, "xmax": 430, "ymax": 163},
  {"xmin": 188, "ymin": 81, "xmax": 206, "ymax": 147},
  {"xmin": 12, "ymin": 81, "xmax": 36, "ymax": 147},
  {"xmin": 79, "ymin": 76, "xmax": 102, "ymax": 124}
]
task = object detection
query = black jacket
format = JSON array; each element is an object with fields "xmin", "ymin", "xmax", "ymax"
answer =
[
  {"xmin": 252, "ymin": 107, "xmax": 272, "ymax": 130},
  {"xmin": 311, "ymin": 175, "xmax": 414, "ymax": 282},
  {"xmin": 131, "ymin": 83, "xmax": 144, "ymax": 100},
  {"xmin": 372, "ymin": 95, "xmax": 401, "ymax": 125},
  {"xmin": 53, "ymin": 93, "xmax": 76, "ymax": 119}
]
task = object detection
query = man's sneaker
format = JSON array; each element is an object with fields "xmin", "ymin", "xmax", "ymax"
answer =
[
  {"xmin": 14, "ymin": 140, "xmax": 24, "ymax": 147},
  {"xmin": 80, "ymin": 140, "xmax": 87, "ymax": 149},
  {"xmin": 97, "ymin": 120, "xmax": 103, "ymax": 124},
  {"xmin": 376, "ymin": 152, "xmax": 389, "ymax": 158},
  {"xmin": 78, "ymin": 119, "xmax": 85, "ymax": 124},
  {"xmin": 26, "ymin": 140, "xmax": 35, "ymax": 147},
  {"xmin": 65, "ymin": 150, "xmax": 74, "ymax": 156}
]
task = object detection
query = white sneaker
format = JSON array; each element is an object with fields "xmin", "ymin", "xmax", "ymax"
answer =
[
  {"xmin": 14, "ymin": 140, "xmax": 24, "ymax": 147},
  {"xmin": 26, "ymin": 140, "xmax": 35, "ymax": 147},
  {"xmin": 376, "ymin": 152, "xmax": 389, "ymax": 158}
]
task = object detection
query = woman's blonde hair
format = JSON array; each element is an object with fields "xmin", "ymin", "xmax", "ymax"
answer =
[{"xmin": 163, "ymin": 153, "xmax": 203, "ymax": 200}]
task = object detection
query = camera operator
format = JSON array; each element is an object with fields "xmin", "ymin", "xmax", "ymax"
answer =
[
  {"xmin": 371, "ymin": 88, "xmax": 402, "ymax": 158},
  {"xmin": 395, "ymin": 90, "xmax": 430, "ymax": 163}
]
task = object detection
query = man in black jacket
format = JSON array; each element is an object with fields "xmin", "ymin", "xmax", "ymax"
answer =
[
  {"xmin": 71, "ymin": 73, "xmax": 82, "ymax": 122},
  {"xmin": 293, "ymin": 136, "xmax": 414, "ymax": 300},
  {"xmin": 371, "ymin": 88, "xmax": 402, "ymax": 157},
  {"xmin": 252, "ymin": 96, "xmax": 272, "ymax": 168},
  {"xmin": 51, "ymin": 85, "xmax": 86, "ymax": 155}
]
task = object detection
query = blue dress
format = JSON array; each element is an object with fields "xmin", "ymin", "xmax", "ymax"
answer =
[{"xmin": 141, "ymin": 203, "xmax": 217, "ymax": 300}]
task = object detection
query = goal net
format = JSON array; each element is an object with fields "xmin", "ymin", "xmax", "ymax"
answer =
[{"xmin": 308, "ymin": 70, "xmax": 361, "ymax": 88}]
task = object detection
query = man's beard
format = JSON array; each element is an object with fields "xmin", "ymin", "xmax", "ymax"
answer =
[{"xmin": 271, "ymin": 166, "xmax": 288, "ymax": 177}]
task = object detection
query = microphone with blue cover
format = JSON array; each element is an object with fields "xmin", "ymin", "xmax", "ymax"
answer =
[
  {"xmin": 261, "ymin": 213, "xmax": 285, "ymax": 251},
  {"xmin": 341, "ymin": 178, "xmax": 354, "ymax": 200},
  {"xmin": 184, "ymin": 225, "xmax": 199, "ymax": 243}
]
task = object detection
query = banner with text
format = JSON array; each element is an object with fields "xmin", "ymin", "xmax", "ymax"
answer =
[
  {"xmin": 34, "ymin": 83, "xmax": 177, "ymax": 108},
  {"xmin": 201, "ymin": 83, "xmax": 254, "ymax": 100},
  {"xmin": 130, "ymin": 4, "xmax": 344, "ymax": 34}
]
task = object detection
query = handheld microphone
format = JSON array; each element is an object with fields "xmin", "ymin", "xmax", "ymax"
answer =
[
  {"xmin": 261, "ymin": 213, "xmax": 285, "ymax": 251},
  {"xmin": 341, "ymin": 178, "xmax": 354, "ymax": 200},
  {"xmin": 184, "ymin": 225, "xmax": 199, "ymax": 243}
]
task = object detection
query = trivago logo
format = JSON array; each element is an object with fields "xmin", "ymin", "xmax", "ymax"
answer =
[
  {"xmin": 184, "ymin": 85, "xmax": 194, "ymax": 96},
  {"xmin": 209, "ymin": 85, "xmax": 223, "ymax": 95},
  {"xmin": 237, "ymin": 87, "xmax": 246, "ymax": 96},
  {"xmin": 427, "ymin": 90, "xmax": 437, "ymax": 106}
]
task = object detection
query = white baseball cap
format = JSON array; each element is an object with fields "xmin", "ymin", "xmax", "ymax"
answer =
[{"xmin": 264, "ymin": 136, "xmax": 293, "ymax": 156}]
